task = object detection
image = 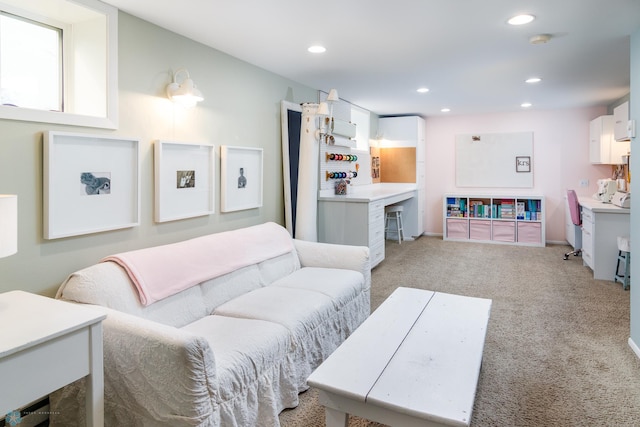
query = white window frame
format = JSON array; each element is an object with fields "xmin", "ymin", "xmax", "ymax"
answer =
[{"xmin": 0, "ymin": 0, "xmax": 118, "ymax": 129}]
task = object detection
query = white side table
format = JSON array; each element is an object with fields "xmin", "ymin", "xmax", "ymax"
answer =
[{"xmin": 0, "ymin": 290, "xmax": 106, "ymax": 426}]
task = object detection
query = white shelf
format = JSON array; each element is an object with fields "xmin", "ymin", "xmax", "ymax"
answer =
[{"xmin": 443, "ymin": 194, "xmax": 545, "ymax": 247}]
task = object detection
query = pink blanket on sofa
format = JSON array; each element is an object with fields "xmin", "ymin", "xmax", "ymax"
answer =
[{"xmin": 102, "ymin": 222, "xmax": 294, "ymax": 306}]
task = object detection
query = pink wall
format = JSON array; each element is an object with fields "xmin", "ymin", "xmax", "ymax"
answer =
[{"xmin": 423, "ymin": 107, "xmax": 613, "ymax": 243}]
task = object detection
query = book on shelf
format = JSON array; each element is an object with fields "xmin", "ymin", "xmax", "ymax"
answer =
[
  {"xmin": 499, "ymin": 200, "xmax": 515, "ymax": 219},
  {"xmin": 516, "ymin": 202, "xmax": 525, "ymax": 220}
]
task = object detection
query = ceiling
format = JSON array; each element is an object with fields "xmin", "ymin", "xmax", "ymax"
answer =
[{"xmin": 102, "ymin": 0, "xmax": 640, "ymax": 117}]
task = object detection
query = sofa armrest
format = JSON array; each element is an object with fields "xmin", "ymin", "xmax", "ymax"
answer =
[
  {"xmin": 52, "ymin": 306, "xmax": 218, "ymax": 426},
  {"xmin": 103, "ymin": 307, "xmax": 218, "ymax": 423},
  {"xmin": 293, "ymin": 239, "xmax": 371, "ymax": 290}
]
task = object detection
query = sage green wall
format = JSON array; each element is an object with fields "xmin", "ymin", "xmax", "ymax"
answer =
[{"xmin": 0, "ymin": 12, "xmax": 316, "ymax": 297}]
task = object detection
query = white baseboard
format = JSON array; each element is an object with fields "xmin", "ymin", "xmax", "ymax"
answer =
[
  {"xmin": 423, "ymin": 232, "xmax": 443, "ymax": 237},
  {"xmin": 629, "ymin": 337, "xmax": 640, "ymax": 360}
]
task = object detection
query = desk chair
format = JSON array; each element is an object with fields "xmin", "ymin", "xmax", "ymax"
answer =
[{"xmin": 564, "ymin": 189, "xmax": 582, "ymax": 260}]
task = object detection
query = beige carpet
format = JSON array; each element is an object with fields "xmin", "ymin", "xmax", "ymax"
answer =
[{"xmin": 279, "ymin": 236, "xmax": 640, "ymax": 426}]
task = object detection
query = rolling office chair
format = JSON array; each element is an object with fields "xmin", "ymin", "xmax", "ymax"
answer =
[{"xmin": 564, "ymin": 189, "xmax": 582, "ymax": 260}]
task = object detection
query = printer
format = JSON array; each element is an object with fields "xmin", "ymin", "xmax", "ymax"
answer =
[{"xmin": 611, "ymin": 191, "xmax": 631, "ymax": 208}]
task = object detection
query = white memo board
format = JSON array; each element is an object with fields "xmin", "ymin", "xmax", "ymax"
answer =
[{"xmin": 455, "ymin": 132, "xmax": 533, "ymax": 188}]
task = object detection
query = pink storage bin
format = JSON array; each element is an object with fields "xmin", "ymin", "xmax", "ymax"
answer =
[
  {"xmin": 492, "ymin": 221, "xmax": 515, "ymax": 242},
  {"xmin": 469, "ymin": 220, "xmax": 491, "ymax": 240},
  {"xmin": 517, "ymin": 222, "xmax": 542, "ymax": 244},
  {"xmin": 446, "ymin": 218, "xmax": 468, "ymax": 239}
]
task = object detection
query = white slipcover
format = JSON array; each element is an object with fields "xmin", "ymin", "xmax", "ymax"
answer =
[{"xmin": 50, "ymin": 222, "xmax": 370, "ymax": 427}]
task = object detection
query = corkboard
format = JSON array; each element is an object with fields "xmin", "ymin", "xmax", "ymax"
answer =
[{"xmin": 380, "ymin": 147, "xmax": 416, "ymax": 182}]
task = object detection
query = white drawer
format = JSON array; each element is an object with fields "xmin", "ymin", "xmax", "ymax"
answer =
[
  {"xmin": 370, "ymin": 209, "xmax": 385, "ymax": 228},
  {"xmin": 581, "ymin": 226, "xmax": 593, "ymax": 268},
  {"xmin": 369, "ymin": 201, "xmax": 385, "ymax": 247},
  {"xmin": 369, "ymin": 221, "xmax": 385, "ymax": 247},
  {"xmin": 582, "ymin": 250, "xmax": 593, "ymax": 269},
  {"xmin": 370, "ymin": 241, "xmax": 385, "ymax": 267},
  {"xmin": 581, "ymin": 208, "xmax": 594, "ymax": 224},
  {"xmin": 369, "ymin": 202, "xmax": 384, "ymax": 219}
]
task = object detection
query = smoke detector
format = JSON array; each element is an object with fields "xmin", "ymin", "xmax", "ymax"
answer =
[{"xmin": 529, "ymin": 34, "xmax": 552, "ymax": 44}]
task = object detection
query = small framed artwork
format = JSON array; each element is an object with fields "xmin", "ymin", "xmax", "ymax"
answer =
[
  {"xmin": 154, "ymin": 140, "xmax": 215, "ymax": 222},
  {"xmin": 43, "ymin": 131, "xmax": 140, "ymax": 239},
  {"xmin": 220, "ymin": 145, "xmax": 263, "ymax": 212},
  {"xmin": 516, "ymin": 156, "xmax": 531, "ymax": 173}
]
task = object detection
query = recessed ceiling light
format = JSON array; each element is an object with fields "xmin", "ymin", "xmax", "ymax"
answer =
[
  {"xmin": 526, "ymin": 77, "xmax": 542, "ymax": 83},
  {"xmin": 441, "ymin": 108, "xmax": 451, "ymax": 113},
  {"xmin": 521, "ymin": 102, "xmax": 532, "ymax": 108},
  {"xmin": 508, "ymin": 14, "xmax": 535, "ymax": 25},
  {"xmin": 308, "ymin": 45, "xmax": 326, "ymax": 53},
  {"xmin": 417, "ymin": 87, "xmax": 429, "ymax": 93}
]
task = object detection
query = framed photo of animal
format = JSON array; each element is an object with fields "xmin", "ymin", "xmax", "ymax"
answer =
[
  {"xmin": 154, "ymin": 140, "xmax": 215, "ymax": 222},
  {"xmin": 43, "ymin": 131, "xmax": 140, "ymax": 239},
  {"xmin": 220, "ymin": 145, "xmax": 263, "ymax": 212}
]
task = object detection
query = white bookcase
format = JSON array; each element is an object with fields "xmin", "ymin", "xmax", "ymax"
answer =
[{"xmin": 443, "ymin": 194, "xmax": 545, "ymax": 247}]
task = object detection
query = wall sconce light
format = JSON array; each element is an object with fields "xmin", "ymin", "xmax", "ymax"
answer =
[
  {"xmin": 0, "ymin": 195, "xmax": 17, "ymax": 258},
  {"xmin": 317, "ymin": 102, "xmax": 330, "ymax": 117},
  {"xmin": 315, "ymin": 89, "xmax": 339, "ymax": 142},
  {"xmin": 166, "ymin": 68, "xmax": 204, "ymax": 108},
  {"xmin": 327, "ymin": 88, "xmax": 339, "ymax": 102}
]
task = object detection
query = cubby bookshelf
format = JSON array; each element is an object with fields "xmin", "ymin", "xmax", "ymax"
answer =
[{"xmin": 443, "ymin": 194, "xmax": 545, "ymax": 246}]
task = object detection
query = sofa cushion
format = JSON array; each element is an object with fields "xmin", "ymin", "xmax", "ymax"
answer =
[
  {"xmin": 269, "ymin": 267, "xmax": 365, "ymax": 310},
  {"xmin": 213, "ymin": 287, "xmax": 334, "ymax": 338},
  {"xmin": 57, "ymin": 262, "xmax": 208, "ymax": 328},
  {"xmin": 257, "ymin": 252, "xmax": 301, "ymax": 286},
  {"xmin": 214, "ymin": 285, "xmax": 365, "ymax": 391},
  {"xmin": 199, "ymin": 264, "xmax": 263, "ymax": 314},
  {"xmin": 181, "ymin": 315, "xmax": 296, "ymax": 404}
]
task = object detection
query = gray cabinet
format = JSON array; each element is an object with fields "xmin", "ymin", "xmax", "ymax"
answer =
[{"xmin": 318, "ymin": 199, "xmax": 385, "ymax": 267}]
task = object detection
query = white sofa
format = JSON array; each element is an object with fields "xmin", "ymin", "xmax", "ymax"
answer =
[{"xmin": 50, "ymin": 222, "xmax": 370, "ymax": 427}]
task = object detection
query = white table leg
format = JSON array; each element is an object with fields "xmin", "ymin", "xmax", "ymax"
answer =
[
  {"xmin": 325, "ymin": 407, "xmax": 349, "ymax": 427},
  {"xmin": 86, "ymin": 323, "xmax": 104, "ymax": 427}
]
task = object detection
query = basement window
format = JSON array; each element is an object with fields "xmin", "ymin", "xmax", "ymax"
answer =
[
  {"xmin": 0, "ymin": 0, "xmax": 118, "ymax": 129},
  {"xmin": 0, "ymin": 12, "xmax": 62, "ymax": 112}
]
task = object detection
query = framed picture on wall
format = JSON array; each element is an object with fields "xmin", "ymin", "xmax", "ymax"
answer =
[
  {"xmin": 516, "ymin": 156, "xmax": 531, "ymax": 173},
  {"xmin": 154, "ymin": 140, "xmax": 215, "ymax": 222},
  {"xmin": 43, "ymin": 131, "xmax": 140, "ymax": 239},
  {"xmin": 220, "ymin": 145, "xmax": 263, "ymax": 212}
]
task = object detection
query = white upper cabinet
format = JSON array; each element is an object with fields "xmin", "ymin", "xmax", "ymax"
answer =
[
  {"xmin": 614, "ymin": 101, "xmax": 630, "ymax": 141},
  {"xmin": 379, "ymin": 116, "xmax": 424, "ymax": 144},
  {"xmin": 590, "ymin": 115, "xmax": 629, "ymax": 164}
]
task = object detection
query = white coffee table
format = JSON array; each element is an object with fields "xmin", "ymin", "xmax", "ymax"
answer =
[{"xmin": 307, "ymin": 287, "xmax": 492, "ymax": 427}]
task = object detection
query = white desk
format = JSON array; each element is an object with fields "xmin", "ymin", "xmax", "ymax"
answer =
[
  {"xmin": 308, "ymin": 287, "xmax": 492, "ymax": 427},
  {"xmin": 578, "ymin": 197, "xmax": 630, "ymax": 281},
  {"xmin": 0, "ymin": 291, "xmax": 106, "ymax": 426},
  {"xmin": 318, "ymin": 183, "xmax": 419, "ymax": 267}
]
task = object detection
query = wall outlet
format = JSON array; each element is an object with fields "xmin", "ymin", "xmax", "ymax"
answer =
[{"xmin": 580, "ymin": 179, "xmax": 589, "ymax": 187}]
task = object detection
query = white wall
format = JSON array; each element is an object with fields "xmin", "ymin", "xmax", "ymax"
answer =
[
  {"xmin": 0, "ymin": 12, "xmax": 316, "ymax": 296},
  {"xmin": 423, "ymin": 107, "xmax": 612, "ymax": 242},
  {"xmin": 628, "ymin": 27, "xmax": 640, "ymax": 354}
]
